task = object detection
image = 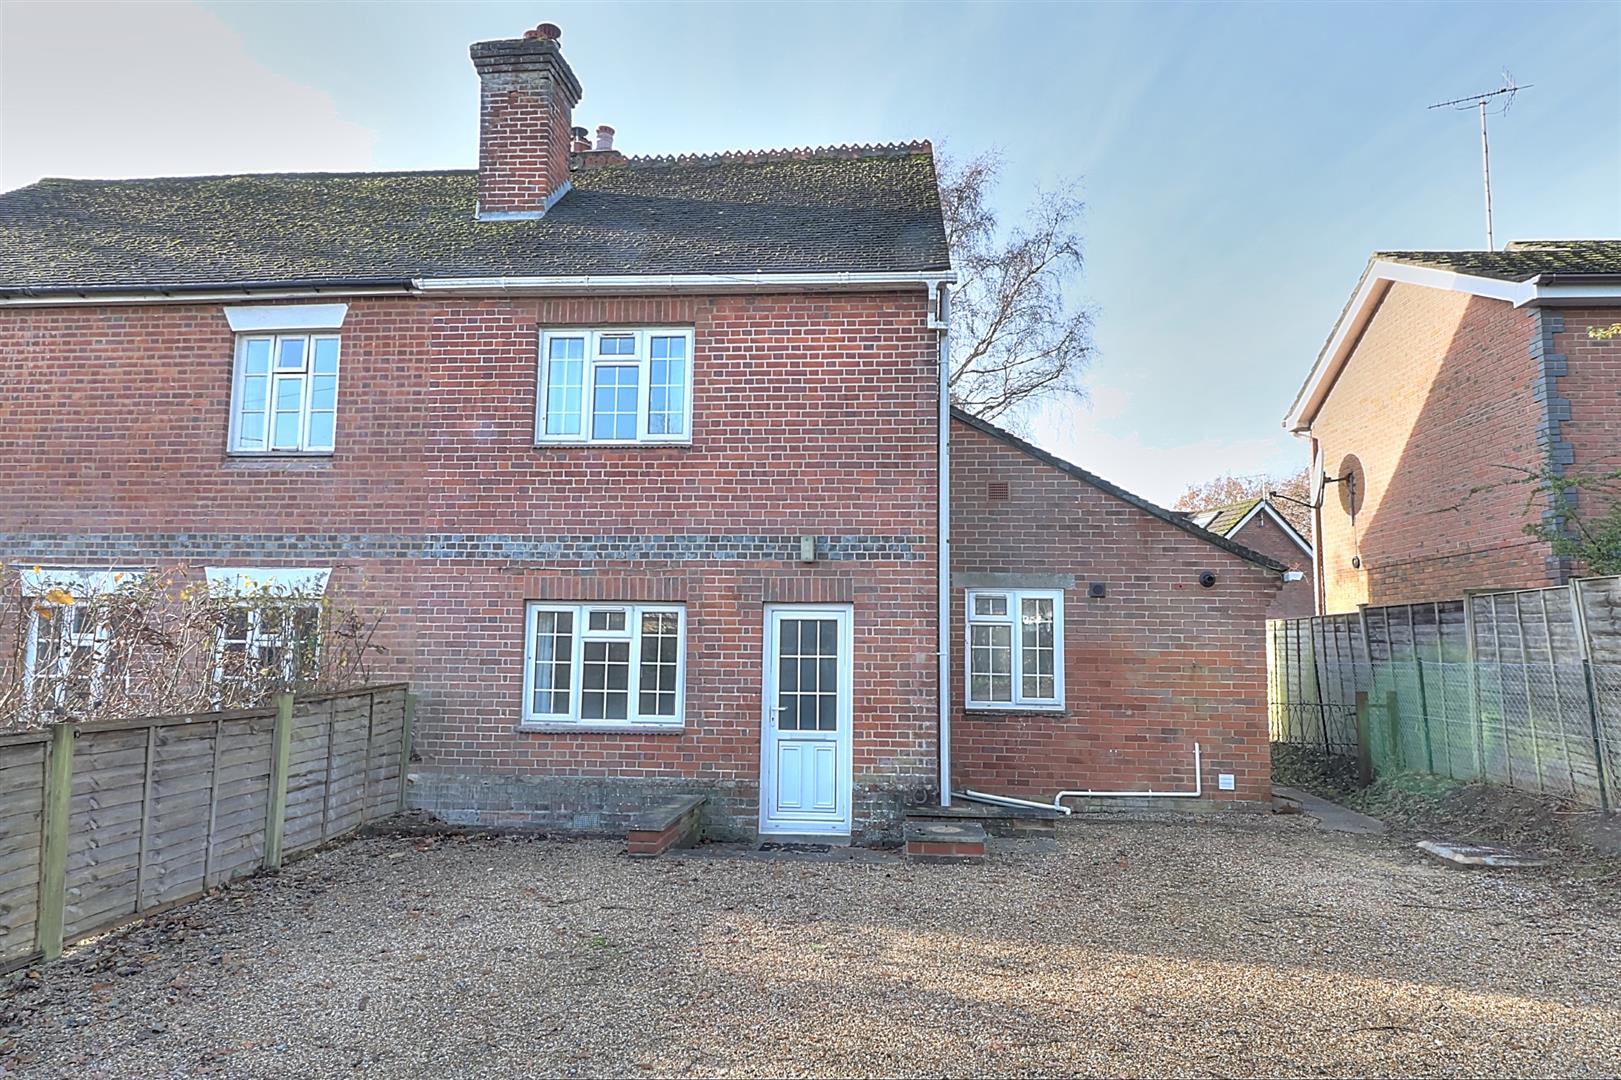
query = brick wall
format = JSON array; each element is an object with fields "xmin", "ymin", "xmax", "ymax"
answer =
[
  {"xmin": 1310, "ymin": 284, "xmax": 1550, "ymax": 612},
  {"xmin": 0, "ymin": 291, "xmax": 941, "ymax": 842},
  {"xmin": 949, "ymin": 420, "xmax": 1281, "ymax": 808},
  {"xmin": 1547, "ymin": 306, "xmax": 1621, "ymax": 575},
  {"xmin": 1228, "ymin": 512, "xmax": 1314, "ymax": 618}
]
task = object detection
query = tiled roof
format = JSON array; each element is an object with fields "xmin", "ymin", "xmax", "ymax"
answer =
[
  {"xmin": 1376, "ymin": 240, "xmax": 1621, "ymax": 282},
  {"xmin": 950, "ymin": 410, "xmax": 1289, "ymax": 573},
  {"xmin": 0, "ymin": 144, "xmax": 950, "ymax": 294},
  {"xmin": 1186, "ymin": 498, "xmax": 1264, "ymax": 538}
]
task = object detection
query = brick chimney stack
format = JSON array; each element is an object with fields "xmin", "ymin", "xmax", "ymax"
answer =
[{"xmin": 470, "ymin": 22, "xmax": 582, "ymax": 221}]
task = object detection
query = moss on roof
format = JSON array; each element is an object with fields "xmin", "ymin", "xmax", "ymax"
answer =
[
  {"xmin": 1377, "ymin": 240, "xmax": 1621, "ymax": 282},
  {"xmin": 0, "ymin": 147, "xmax": 950, "ymax": 293}
]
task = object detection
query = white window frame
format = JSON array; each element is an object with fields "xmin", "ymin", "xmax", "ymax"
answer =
[
  {"xmin": 521, "ymin": 602, "xmax": 687, "ymax": 729},
  {"xmin": 535, "ymin": 328, "xmax": 694, "ymax": 446},
  {"xmin": 23, "ymin": 600, "xmax": 111, "ymax": 712},
  {"xmin": 964, "ymin": 588, "xmax": 1065, "ymax": 710},
  {"xmin": 205, "ymin": 567, "xmax": 330, "ymax": 697},
  {"xmin": 228, "ymin": 332, "xmax": 342, "ymax": 455}
]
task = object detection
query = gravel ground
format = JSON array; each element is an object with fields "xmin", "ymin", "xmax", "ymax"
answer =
[{"xmin": 3, "ymin": 815, "xmax": 1620, "ymax": 1079}]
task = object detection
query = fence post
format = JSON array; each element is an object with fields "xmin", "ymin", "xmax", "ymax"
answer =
[
  {"xmin": 264, "ymin": 693, "xmax": 294, "ymax": 871},
  {"xmin": 1354, "ymin": 691, "xmax": 1373, "ymax": 788},
  {"xmin": 1569, "ymin": 579, "xmax": 1612, "ymax": 813},
  {"xmin": 398, "ymin": 692, "xmax": 416, "ymax": 812},
  {"xmin": 1384, "ymin": 689, "xmax": 1402, "ymax": 772},
  {"xmin": 1462, "ymin": 592, "xmax": 1485, "ymax": 780},
  {"xmin": 36, "ymin": 723, "xmax": 75, "ymax": 963}
]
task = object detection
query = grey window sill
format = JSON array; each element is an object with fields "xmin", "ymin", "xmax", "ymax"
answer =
[
  {"xmin": 532, "ymin": 441, "xmax": 693, "ymax": 450},
  {"xmin": 964, "ymin": 704, "xmax": 1067, "ymax": 715}
]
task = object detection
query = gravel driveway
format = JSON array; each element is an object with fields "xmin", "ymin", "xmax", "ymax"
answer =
[{"xmin": 3, "ymin": 815, "xmax": 1618, "ymax": 1078}]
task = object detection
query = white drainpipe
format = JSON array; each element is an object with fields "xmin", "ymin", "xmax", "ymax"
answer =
[
  {"xmin": 1052, "ymin": 743, "xmax": 1203, "ymax": 808},
  {"xmin": 931, "ymin": 283, "xmax": 952, "ymax": 807}
]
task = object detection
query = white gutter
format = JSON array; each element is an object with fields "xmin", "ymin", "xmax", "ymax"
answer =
[
  {"xmin": 931, "ymin": 282, "xmax": 953, "ymax": 808},
  {"xmin": 412, "ymin": 270, "xmax": 957, "ymax": 295},
  {"xmin": 1053, "ymin": 743, "xmax": 1202, "ymax": 807},
  {"xmin": 0, "ymin": 285, "xmax": 412, "ymax": 308}
]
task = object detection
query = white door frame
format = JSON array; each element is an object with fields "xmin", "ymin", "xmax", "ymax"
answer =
[{"xmin": 759, "ymin": 604, "xmax": 854, "ymax": 837}]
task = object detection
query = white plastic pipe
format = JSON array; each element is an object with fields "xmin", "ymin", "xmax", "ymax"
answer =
[
  {"xmin": 959, "ymin": 789, "xmax": 1073, "ymax": 816},
  {"xmin": 1052, "ymin": 743, "xmax": 1203, "ymax": 807}
]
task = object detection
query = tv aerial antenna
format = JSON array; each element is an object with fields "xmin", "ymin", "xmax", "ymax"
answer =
[{"xmin": 1429, "ymin": 72, "xmax": 1530, "ymax": 250}]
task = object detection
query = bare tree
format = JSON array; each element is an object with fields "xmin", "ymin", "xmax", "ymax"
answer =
[
  {"xmin": 939, "ymin": 150, "xmax": 1094, "ymax": 420},
  {"xmin": 1174, "ymin": 467, "xmax": 1313, "ymax": 534}
]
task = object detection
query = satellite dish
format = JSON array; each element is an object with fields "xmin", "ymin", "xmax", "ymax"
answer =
[{"xmin": 1309, "ymin": 445, "xmax": 1325, "ymax": 507}]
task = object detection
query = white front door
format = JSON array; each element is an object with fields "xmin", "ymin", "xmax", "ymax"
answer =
[{"xmin": 760, "ymin": 605, "xmax": 853, "ymax": 836}]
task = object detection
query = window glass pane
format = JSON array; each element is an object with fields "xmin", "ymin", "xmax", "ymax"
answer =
[
  {"xmin": 972, "ymin": 594, "xmax": 1009, "ymax": 618},
  {"xmin": 238, "ymin": 373, "xmax": 268, "ymax": 450},
  {"xmin": 637, "ymin": 611, "xmax": 680, "ymax": 718},
  {"xmin": 292, "ymin": 605, "xmax": 321, "ymax": 680},
  {"xmin": 543, "ymin": 337, "xmax": 585, "ymax": 436},
  {"xmin": 277, "ymin": 337, "xmax": 307, "ymax": 371},
  {"xmin": 587, "ymin": 609, "xmax": 627, "ymax": 633},
  {"xmin": 310, "ymin": 374, "xmax": 338, "ymax": 412},
  {"xmin": 271, "ymin": 376, "xmax": 305, "ymax": 449},
  {"xmin": 592, "ymin": 365, "xmax": 638, "ymax": 440},
  {"xmin": 598, "ymin": 334, "xmax": 636, "ymax": 356},
  {"xmin": 581, "ymin": 639, "xmax": 630, "ymax": 720},
  {"xmin": 243, "ymin": 338, "xmax": 273, "ymax": 375},
  {"xmin": 306, "ymin": 411, "xmax": 335, "ymax": 451},
  {"xmin": 312, "ymin": 338, "xmax": 340, "ymax": 374},
  {"xmin": 969, "ymin": 623, "xmax": 1013, "ymax": 702},
  {"xmin": 648, "ymin": 336, "xmax": 687, "ymax": 436},
  {"xmin": 530, "ymin": 610, "xmax": 574, "ymax": 715},
  {"xmin": 1020, "ymin": 597, "xmax": 1056, "ymax": 700}
]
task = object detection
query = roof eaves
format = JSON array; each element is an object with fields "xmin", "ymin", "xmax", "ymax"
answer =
[{"xmin": 951, "ymin": 408, "xmax": 1289, "ymax": 573}]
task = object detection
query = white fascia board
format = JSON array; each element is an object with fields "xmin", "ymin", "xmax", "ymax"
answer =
[
  {"xmin": 224, "ymin": 303, "xmax": 349, "ymax": 332},
  {"xmin": 1252, "ymin": 501, "xmax": 1314, "ymax": 556},
  {"xmin": 1285, "ymin": 260, "xmax": 1537, "ymax": 434},
  {"xmin": 0, "ymin": 285, "xmax": 410, "ymax": 308},
  {"xmin": 1526, "ymin": 281, "xmax": 1621, "ymax": 307},
  {"xmin": 411, "ymin": 270, "xmax": 957, "ymax": 295}
]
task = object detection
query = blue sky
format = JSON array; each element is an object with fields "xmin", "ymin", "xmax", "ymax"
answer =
[{"xmin": 2, "ymin": 1, "xmax": 1617, "ymax": 502}]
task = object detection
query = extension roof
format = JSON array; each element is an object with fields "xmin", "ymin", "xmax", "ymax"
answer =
[
  {"xmin": 0, "ymin": 144, "xmax": 950, "ymax": 297},
  {"xmin": 1185, "ymin": 496, "xmax": 1312, "ymax": 555},
  {"xmin": 951, "ymin": 409, "xmax": 1289, "ymax": 573}
]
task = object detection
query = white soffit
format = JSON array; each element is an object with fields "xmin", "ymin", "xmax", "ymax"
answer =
[{"xmin": 223, "ymin": 303, "xmax": 349, "ymax": 332}]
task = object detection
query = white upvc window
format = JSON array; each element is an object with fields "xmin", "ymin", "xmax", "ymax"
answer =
[
  {"xmin": 24, "ymin": 598, "xmax": 111, "ymax": 712},
  {"xmin": 536, "ymin": 328, "xmax": 693, "ymax": 444},
  {"xmin": 205, "ymin": 567, "xmax": 331, "ymax": 697},
  {"xmin": 229, "ymin": 333, "xmax": 341, "ymax": 453},
  {"xmin": 523, "ymin": 603, "xmax": 686, "ymax": 728},
  {"xmin": 964, "ymin": 589, "xmax": 1064, "ymax": 709}
]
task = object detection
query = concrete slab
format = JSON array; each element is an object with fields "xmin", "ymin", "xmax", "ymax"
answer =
[
  {"xmin": 1271, "ymin": 786, "xmax": 1387, "ymax": 835},
  {"xmin": 1417, "ymin": 840, "xmax": 1549, "ymax": 869}
]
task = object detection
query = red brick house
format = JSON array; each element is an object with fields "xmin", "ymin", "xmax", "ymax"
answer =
[
  {"xmin": 1185, "ymin": 498, "xmax": 1314, "ymax": 618},
  {"xmin": 0, "ymin": 23, "xmax": 1284, "ymax": 842},
  {"xmin": 1286, "ymin": 242, "xmax": 1621, "ymax": 614}
]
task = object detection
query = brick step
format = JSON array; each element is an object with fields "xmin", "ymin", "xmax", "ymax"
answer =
[
  {"xmin": 910, "ymin": 799, "xmax": 1060, "ymax": 838},
  {"xmin": 625, "ymin": 794, "xmax": 707, "ymax": 858},
  {"xmin": 904, "ymin": 819, "xmax": 987, "ymax": 864}
]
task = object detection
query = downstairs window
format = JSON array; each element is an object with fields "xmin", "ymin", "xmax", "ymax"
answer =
[
  {"xmin": 523, "ymin": 603, "xmax": 686, "ymax": 727},
  {"xmin": 964, "ymin": 588, "xmax": 1064, "ymax": 709}
]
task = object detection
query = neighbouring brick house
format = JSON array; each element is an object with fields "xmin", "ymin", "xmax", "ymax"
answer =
[
  {"xmin": 1286, "ymin": 242, "xmax": 1621, "ymax": 614},
  {"xmin": 1185, "ymin": 498, "xmax": 1314, "ymax": 619},
  {"xmin": 0, "ymin": 23, "xmax": 1285, "ymax": 843}
]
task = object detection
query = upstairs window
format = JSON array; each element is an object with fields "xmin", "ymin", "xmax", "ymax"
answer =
[
  {"xmin": 523, "ymin": 603, "xmax": 686, "ymax": 728},
  {"xmin": 537, "ymin": 329, "xmax": 693, "ymax": 444},
  {"xmin": 964, "ymin": 589, "xmax": 1064, "ymax": 709},
  {"xmin": 229, "ymin": 334, "xmax": 341, "ymax": 454}
]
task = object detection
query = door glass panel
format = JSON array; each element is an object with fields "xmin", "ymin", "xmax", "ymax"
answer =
[{"xmin": 776, "ymin": 617, "xmax": 839, "ymax": 733}]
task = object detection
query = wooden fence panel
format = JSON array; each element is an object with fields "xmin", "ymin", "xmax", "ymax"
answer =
[
  {"xmin": 0, "ymin": 737, "xmax": 48, "ymax": 971},
  {"xmin": 5, "ymin": 684, "xmax": 408, "ymax": 973}
]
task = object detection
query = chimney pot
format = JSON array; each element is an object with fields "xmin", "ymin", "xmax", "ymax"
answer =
[
  {"xmin": 536, "ymin": 23, "xmax": 562, "ymax": 41},
  {"xmin": 571, "ymin": 126, "xmax": 592, "ymax": 153},
  {"xmin": 594, "ymin": 125, "xmax": 615, "ymax": 152}
]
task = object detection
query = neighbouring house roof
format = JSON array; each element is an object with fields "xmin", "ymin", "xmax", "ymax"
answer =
[
  {"xmin": 0, "ymin": 145, "xmax": 950, "ymax": 297},
  {"xmin": 1377, "ymin": 240, "xmax": 1621, "ymax": 283},
  {"xmin": 1185, "ymin": 496, "xmax": 1312, "ymax": 557},
  {"xmin": 951, "ymin": 409, "xmax": 1289, "ymax": 573},
  {"xmin": 1285, "ymin": 239, "xmax": 1621, "ymax": 433}
]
